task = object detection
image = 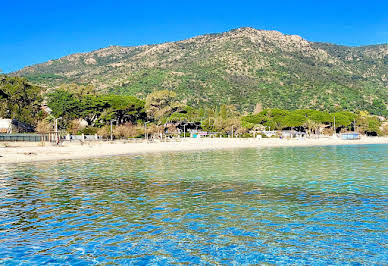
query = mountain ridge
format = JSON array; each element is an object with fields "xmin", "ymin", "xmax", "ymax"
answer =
[{"xmin": 12, "ymin": 27, "xmax": 388, "ymax": 116}]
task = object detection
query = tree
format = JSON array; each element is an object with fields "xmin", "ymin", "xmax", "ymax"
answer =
[
  {"xmin": 310, "ymin": 110, "xmax": 332, "ymax": 124},
  {"xmin": 145, "ymin": 90, "xmax": 183, "ymax": 123},
  {"xmin": 166, "ymin": 123, "xmax": 178, "ymax": 135},
  {"xmin": 225, "ymin": 117, "xmax": 242, "ymax": 136},
  {"xmin": 303, "ymin": 119, "xmax": 319, "ymax": 135},
  {"xmin": 46, "ymin": 90, "xmax": 145, "ymax": 129},
  {"xmin": 146, "ymin": 123, "xmax": 164, "ymax": 138},
  {"xmin": 282, "ymin": 111, "xmax": 307, "ymax": 128},
  {"xmin": 58, "ymin": 83, "xmax": 97, "ymax": 99},
  {"xmin": 356, "ymin": 112, "xmax": 381, "ymax": 135},
  {"xmin": 333, "ymin": 111, "xmax": 355, "ymax": 129},
  {"xmin": 79, "ymin": 95, "xmax": 110, "ymax": 126},
  {"xmin": 46, "ymin": 89, "xmax": 81, "ymax": 121},
  {"xmin": 167, "ymin": 112, "xmax": 189, "ymax": 123},
  {"xmin": 99, "ymin": 95, "xmax": 146, "ymax": 125},
  {"xmin": 69, "ymin": 119, "xmax": 82, "ymax": 134},
  {"xmin": 97, "ymin": 126, "xmax": 111, "ymax": 139},
  {"xmin": 0, "ymin": 75, "xmax": 45, "ymax": 126},
  {"xmin": 241, "ymin": 109, "xmax": 288, "ymax": 130},
  {"xmin": 36, "ymin": 120, "xmax": 53, "ymax": 134},
  {"xmin": 261, "ymin": 109, "xmax": 289, "ymax": 130},
  {"xmin": 241, "ymin": 114, "xmax": 265, "ymax": 125},
  {"xmin": 114, "ymin": 123, "xmax": 141, "ymax": 139},
  {"xmin": 370, "ymin": 99, "xmax": 388, "ymax": 117}
]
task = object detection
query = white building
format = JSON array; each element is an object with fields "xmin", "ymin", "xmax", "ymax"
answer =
[{"xmin": 0, "ymin": 119, "xmax": 12, "ymax": 133}]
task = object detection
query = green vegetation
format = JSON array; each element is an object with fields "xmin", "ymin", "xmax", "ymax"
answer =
[
  {"xmin": 0, "ymin": 75, "xmax": 45, "ymax": 125},
  {"xmin": 12, "ymin": 28, "xmax": 388, "ymax": 118},
  {"xmin": 46, "ymin": 89, "xmax": 146, "ymax": 128},
  {"xmin": 241, "ymin": 109, "xmax": 380, "ymax": 134},
  {"xmin": 145, "ymin": 90, "xmax": 184, "ymax": 123},
  {"xmin": 0, "ymin": 75, "xmax": 385, "ymax": 137}
]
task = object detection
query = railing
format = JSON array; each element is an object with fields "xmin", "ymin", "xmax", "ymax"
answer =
[
  {"xmin": 66, "ymin": 135, "xmax": 100, "ymax": 141},
  {"xmin": 0, "ymin": 134, "xmax": 49, "ymax": 142}
]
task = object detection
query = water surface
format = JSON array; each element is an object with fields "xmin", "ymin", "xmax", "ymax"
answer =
[{"xmin": 0, "ymin": 144, "xmax": 387, "ymax": 264}]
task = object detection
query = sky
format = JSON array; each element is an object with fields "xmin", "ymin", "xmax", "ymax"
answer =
[{"xmin": 1, "ymin": 0, "xmax": 387, "ymax": 73}]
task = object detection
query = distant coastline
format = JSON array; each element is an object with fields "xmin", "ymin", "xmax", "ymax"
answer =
[{"xmin": 1, "ymin": 137, "xmax": 388, "ymax": 164}]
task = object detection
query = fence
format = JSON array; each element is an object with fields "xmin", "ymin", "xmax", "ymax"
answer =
[
  {"xmin": 66, "ymin": 134, "xmax": 100, "ymax": 141},
  {"xmin": 0, "ymin": 134, "xmax": 101, "ymax": 142},
  {"xmin": 0, "ymin": 134, "xmax": 49, "ymax": 142}
]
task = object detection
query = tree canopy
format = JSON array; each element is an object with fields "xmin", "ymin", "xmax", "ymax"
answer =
[
  {"xmin": 145, "ymin": 90, "xmax": 184, "ymax": 123},
  {"xmin": 0, "ymin": 75, "xmax": 45, "ymax": 126},
  {"xmin": 0, "ymin": 76, "xmax": 385, "ymax": 137},
  {"xmin": 47, "ymin": 88, "xmax": 146, "ymax": 128}
]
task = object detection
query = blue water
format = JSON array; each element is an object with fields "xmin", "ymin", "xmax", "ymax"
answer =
[{"xmin": 0, "ymin": 144, "xmax": 387, "ymax": 264}]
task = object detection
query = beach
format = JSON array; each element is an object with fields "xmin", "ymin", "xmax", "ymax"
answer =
[{"xmin": 1, "ymin": 136, "xmax": 388, "ymax": 164}]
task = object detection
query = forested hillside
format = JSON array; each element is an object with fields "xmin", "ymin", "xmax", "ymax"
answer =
[{"xmin": 13, "ymin": 27, "xmax": 388, "ymax": 117}]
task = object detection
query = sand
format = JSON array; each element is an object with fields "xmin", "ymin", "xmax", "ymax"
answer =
[{"xmin": 1, "ymin": 137, "xmax": 387, "ymax": 164}]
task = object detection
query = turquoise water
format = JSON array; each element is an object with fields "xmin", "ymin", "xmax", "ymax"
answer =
[{"xmin": 0, "ymin": 144, "xmax": 387, "ymax": 264}]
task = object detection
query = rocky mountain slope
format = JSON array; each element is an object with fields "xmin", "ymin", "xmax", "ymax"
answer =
[{"xmin": 13, "ymin": 27, "xmax": 388, "ymax": 116}]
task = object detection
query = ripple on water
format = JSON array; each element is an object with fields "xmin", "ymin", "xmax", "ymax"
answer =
[{"xmin": 0, "ymin": 144, "xmax": 387, "ymax": 264}]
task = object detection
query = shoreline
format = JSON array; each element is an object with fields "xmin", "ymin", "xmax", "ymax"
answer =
[{"xmin": 1, "ymin": 137, "xmax": 388, "ymax": 165}]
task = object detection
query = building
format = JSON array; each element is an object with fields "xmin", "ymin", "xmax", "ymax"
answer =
[
  {"xmin": 341, "ymin": 132, "xmax": 360, "ymax": 140},
  {"xmin": 0, "ymin": 118, "xmax": 34, "ymax": 133},
  {"xmin": 281, "ymin": 130, "xmax": 306, "ymax": 138},
  {"xmin": 261, "ymin": 130, "xmax": 277, "ymax": 138},
  {"xmin": 0, "ymin": 119, "xmax": 12, "ymax": 133}
]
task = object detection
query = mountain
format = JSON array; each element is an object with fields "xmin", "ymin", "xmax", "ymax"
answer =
[{"xmin": 12, "ymin": 27, "xmax": 388, "ymax": 116}]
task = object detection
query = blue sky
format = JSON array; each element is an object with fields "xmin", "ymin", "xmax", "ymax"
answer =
[{"xmin": 1, "ymin": 0, "xmax": 387, "ymax": 73}]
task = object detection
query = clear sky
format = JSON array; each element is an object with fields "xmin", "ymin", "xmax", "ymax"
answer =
[{"xmin": 1, "ymin": 0, "xmax": 387, "ymax": 73}]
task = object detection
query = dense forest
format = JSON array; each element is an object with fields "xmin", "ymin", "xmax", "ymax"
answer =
[{"xmin": 1, "ymin": 75, "xmax": 386, "ymax": 137}]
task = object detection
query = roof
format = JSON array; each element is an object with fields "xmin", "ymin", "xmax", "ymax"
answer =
[{"xmin": 342, "ymin": 132, "xmax": 360, "ymax": 135}]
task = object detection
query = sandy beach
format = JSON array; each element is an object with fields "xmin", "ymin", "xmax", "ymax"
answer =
[{"xmin": 1, "ymin": 137, "xmax": 387, "ymax": 164}]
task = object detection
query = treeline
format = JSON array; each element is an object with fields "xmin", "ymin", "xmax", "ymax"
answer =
[
  {"xmin": 1, "ymin": 75, "xmax": 387, "ymax": 137},
  {"xmin": 242, "ymin": 109, "xmax": 383, "ymax": 136}
]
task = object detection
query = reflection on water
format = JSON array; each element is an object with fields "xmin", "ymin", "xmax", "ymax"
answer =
[{"xmin": 0, "ymin": 144, "xmax": 387, "ymax": 264}]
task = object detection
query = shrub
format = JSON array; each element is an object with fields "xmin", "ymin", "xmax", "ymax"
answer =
[
  {"xmin": 81, "ymin": 126, "xmax": 98, "ymax": 135},
  {"xmin": 166, "ymin": 124, "xmax": 178, "ymax": 135},
  {"xmin": 97, "ymin": 126, "xmax": 111, "ymax": 138},
  {"xmin": 69, "ymin": 119, "xmax": 81, "ymax": 134},
  {"xmin": 114, "ymin": 123, "xmax": 141, "ymax": 138},
  {"xmin": 380, "ymin": 124, "xmax": 388, "ymax": 136},
  {"xmin": 36, "ymin": 120, "xmax": 52, "ymax": 134},
  {"xmin": 241, "ymin": 133, "xmax": 252, "ymax": 138},
  {"xmin": 322, "ymin": 128, "xmax": 334, "ymax": 135}
]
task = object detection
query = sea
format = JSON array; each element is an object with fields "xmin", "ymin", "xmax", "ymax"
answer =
[{"xmin": 0, "ymin": 144, "xmax": 387, "ymax": 264}]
